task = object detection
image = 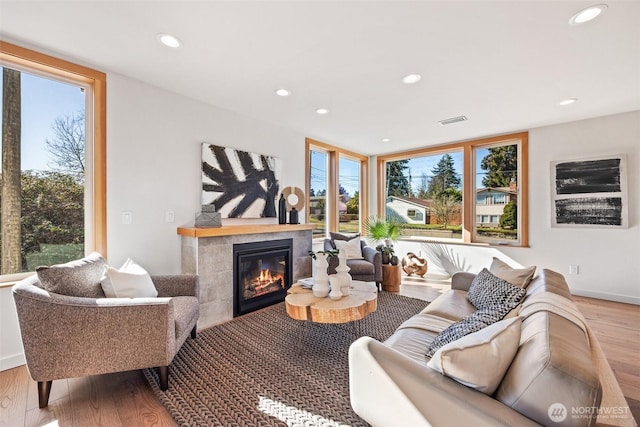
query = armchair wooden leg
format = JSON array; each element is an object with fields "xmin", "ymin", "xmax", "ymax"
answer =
[
  {"xmin": 158, "ymin": 366, "xmax": 169, "ymax": 391},
  {"xmin": 191, "ymin": 325, "xmax": 197, "ymax": 339},
  {"xmin": 38, "ymin": 380, "xmax": 52, "ymax": 408},
  {"xmin": 376, "ymin": 281, "xmax": 382, "ymax": 292}
]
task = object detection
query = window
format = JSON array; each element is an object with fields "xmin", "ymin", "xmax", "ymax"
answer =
[
  {"xmin": 338, "ymin": 155, "xmax": 361, "ymax": 234},
  {"xmin": 0, "ymin": 41, "xmax": 106, "ymax": 282},
  {"xmin": 378, "ymin": 132, "xmax": 528, "ymax": 246},
  {"xmin": 306, "ymin": 138, "xmax": 368, "ymax": 240},
  {"xmin": 384, "ymin": 150, "xmax": 463, "ymax": 240},
  {"xmin": 308, "ymin": 149, "xmax": 328, "ymax": 239}
]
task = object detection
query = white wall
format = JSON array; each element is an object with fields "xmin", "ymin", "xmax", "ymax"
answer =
[
  {"xmin": 385, "ymin": 111, "xmax": 640, "ymax": 304},
  {"xmin": 106, "ymin": 73, "xmax": 309, "ymax": 273},
  {"xmin": 0, "ymin": 286, "xmax": 25, "ymax": 371}
]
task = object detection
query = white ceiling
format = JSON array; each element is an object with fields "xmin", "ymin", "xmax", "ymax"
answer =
[{"xmin": 1, "ymin": 1, "xmax": 639, "ymax": 155}]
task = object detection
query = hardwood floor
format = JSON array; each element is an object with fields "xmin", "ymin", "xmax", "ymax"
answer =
[
  {"xmin": 0, "ymin": 366, "xmax": 176, "ymax": 427},
  {"xmin": 1, "ymin": 281, "xmax": 638, "ymax": 426}
]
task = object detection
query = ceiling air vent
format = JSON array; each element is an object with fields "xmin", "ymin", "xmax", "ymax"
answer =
[{"xmin": 438, "ymin": 115, "xmax": 468, "ymax": 126}]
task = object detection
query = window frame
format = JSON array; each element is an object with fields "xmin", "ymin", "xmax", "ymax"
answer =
[
  {"xmin": 305, "ymin": 138, "xmax": 368, "ymax": 239},
  {"xmin": 0, "ymin": 41, "xmax": 107, "ymax": 283},
  {"xmin": 377, "ymin": 132, "xmax": 528, "ymax": 247}
]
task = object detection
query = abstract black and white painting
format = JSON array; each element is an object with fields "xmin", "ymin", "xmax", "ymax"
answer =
[
  {"xmin": 551, "ymin": 154, "xmax": 628, "ymax": 228},
  {"xmin": 202, "ymin": 143, "xmax": 281, "ymax": 218}
]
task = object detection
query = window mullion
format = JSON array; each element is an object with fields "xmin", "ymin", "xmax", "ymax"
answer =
[
  {"xmin": 328, "ymin": 150, "xmax": 339, "ymax": 233},
  {"xmin": 462, "ymin": 144, "xmax": 473, "ymax": 243}
]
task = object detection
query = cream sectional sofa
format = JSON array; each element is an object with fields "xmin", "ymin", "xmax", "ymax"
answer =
[{"xmin": 349, "ymin": 263, "xmax": 635, "ymax": 427}]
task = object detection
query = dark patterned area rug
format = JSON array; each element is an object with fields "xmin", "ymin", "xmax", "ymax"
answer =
[{"xmin": 144, "ymin": 292, "xmax": 428, "ymax": 427}]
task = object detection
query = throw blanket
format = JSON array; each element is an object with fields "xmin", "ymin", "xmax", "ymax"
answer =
[{"xmin": 520, "ymin": 292, "xmax": 636, "ymax": 427}]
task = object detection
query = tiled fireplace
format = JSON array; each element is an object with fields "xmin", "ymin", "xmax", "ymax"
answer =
[{"xmin": 179, "ymin": 224, "xmax": 313, "ymax": 329}]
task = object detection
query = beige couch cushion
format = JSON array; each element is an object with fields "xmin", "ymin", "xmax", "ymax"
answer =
[
  {"xmin": 422, "ymin": 289, "xmax": 476, "ymax": 321},
  {"xmin": 385, "ymin": 313, "xmax": 454, "ymax": 364},
  {"xmin": 427, "ymin": 316, "xmax": 522, "ymax": 395}
]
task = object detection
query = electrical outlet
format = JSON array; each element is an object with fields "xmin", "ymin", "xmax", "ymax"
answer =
[
  {"xmin": 122, "ymin": 211, "xmax": 132, "ymax": 225},
  {"xmin": 165, "ymin": 211, "xmax": 175, "ymax": 223},
  {"xmin": 569, "ymin": 264, "xmax": 579, "ymax": 275}
]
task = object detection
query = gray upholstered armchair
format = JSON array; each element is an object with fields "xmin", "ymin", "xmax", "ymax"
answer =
[
  {"xmin": 12, "ymin": 273, "xmax": 199, "ymax": 408},
  {"xmin": 324, "ymin": 238, "xmax": 382, "ymax": 290}
]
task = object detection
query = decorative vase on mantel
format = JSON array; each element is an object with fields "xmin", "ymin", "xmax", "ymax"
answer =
[
  {"xmin": 312, "ymin": 253, "xmax": 330, "ymax": 298},
  {"xmin": 335, "ymin": 250, "xmax": 352, "ymax": 296}
]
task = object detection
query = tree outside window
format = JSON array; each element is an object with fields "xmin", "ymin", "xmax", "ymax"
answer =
[{"xmin": 1, "ymin": 66, "xmax": 86, "ymax": 274}]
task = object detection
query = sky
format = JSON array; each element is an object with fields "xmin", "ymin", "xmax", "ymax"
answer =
[{"xmin": 0, "ymin": 66, "xmax": 85, "ymax": 172}]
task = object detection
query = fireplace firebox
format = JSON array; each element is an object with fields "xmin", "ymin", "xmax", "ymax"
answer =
[{"xmin": 233, "ymin": 238, "xmax": 293, "ymax": 316}]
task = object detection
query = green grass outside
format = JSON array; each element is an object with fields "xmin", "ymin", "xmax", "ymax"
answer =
[
  {"xmin": 311, "ymin": 218, "xmax": 516, "ymax": 240},
  {"xmin": 25, "ymin": 243, "xmax": 84, "ymax": 270}
]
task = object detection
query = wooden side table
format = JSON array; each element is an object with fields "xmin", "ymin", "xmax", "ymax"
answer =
[{"xmin": 381, "ymin": 264, "xmax": 402, "ymax": 292}]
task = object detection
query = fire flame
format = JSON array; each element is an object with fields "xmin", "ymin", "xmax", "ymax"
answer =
[
  {"xmin": 252, "ymin": 269, "xmax": 285, "ymax": 290},
  {"xmin": 259, "ymin": 269, "xmax": 272, "ymax": 282}
]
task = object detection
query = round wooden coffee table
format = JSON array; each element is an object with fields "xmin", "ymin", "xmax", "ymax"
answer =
[{"xmin": 285, "ymin": 280, "xmax": 377, "ymax": 324}]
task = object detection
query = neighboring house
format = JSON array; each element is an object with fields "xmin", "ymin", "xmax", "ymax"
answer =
[
  {"xmin": 475, "ymin": 186, "xmax": 517, "ymax": 228},
  {"xmin": 386, "ymin": 196, "xmax": 463, "ymax": 226},
  {"xmin": 385, "ymin": 196, "xmax": 430, "ymax": 224},
  {"xmin": 388, "ymin": 186, "xmax": 517, "ymax": 228}
]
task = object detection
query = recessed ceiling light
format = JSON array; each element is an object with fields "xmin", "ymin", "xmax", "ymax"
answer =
[
  {"xmin": 275, "ymin": 89, "xmax": 291, "ymax": 97},
  {"xmin": 315, "ymin": 108, "xmax": 329, "ymax": 115},
  {"xmin": 559, "ymin": 98, "xmax": 578, "ymax": 106},
  {"xmin": 381, "ymin": 138, "xmax": 391, "ymax": 142},
  {"xmin": 157, "ymin": 33, "xmax": 182, "ymax": 48},
  {"xmin": 402, "ymin": 73, "xmax": 422, "ymax": 85},
  {"xmin": 569, "ymin": 4, "xmax": 608, "ymax": 25}
]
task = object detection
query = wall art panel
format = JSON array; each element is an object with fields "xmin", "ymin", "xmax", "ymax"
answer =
[
  {"xmin": 551, "ymin": 154, "xmax": 628, "ymax": 228},
  {"xmin": 202, "ymin": 143, "xmax": 281, "ymax": 218}
]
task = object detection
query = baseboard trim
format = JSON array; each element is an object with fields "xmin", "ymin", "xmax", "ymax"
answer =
[
  {"xmin": 0, "ymin": 352, "xmax": 25, "ymax": 372},
  {"xmin": 571, "ymin": 289, "xmax": 640, "ymax": 305}
]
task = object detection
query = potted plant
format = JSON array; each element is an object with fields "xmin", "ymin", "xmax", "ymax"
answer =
[
  {"xmin": 376, "ymin": 244, "xmax": 399, "ymax": 265},
  {"xmin": 308, "ymin": 249, "xmax": 339, "ymax": 260},
  {"xmin": 362, "ymin": 215, "xmax": 402, "ymax": 247}
]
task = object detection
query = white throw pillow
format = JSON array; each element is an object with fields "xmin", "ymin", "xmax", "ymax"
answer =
[
  {"xmin": 101, "ymin": 258, "xmax": 158, "ymax": 298},
  {"xmin": 334, "ymin": 238, "xmax": 363, "ymax": 260},
  {"xmin": 427, "ymin": 316, "xmax": 522, "ymax": 395}
]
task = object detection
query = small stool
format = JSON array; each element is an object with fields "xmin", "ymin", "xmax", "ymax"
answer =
[{"xmin": 381, "ymin": 264, "xmax": 402, "ymax": 292}]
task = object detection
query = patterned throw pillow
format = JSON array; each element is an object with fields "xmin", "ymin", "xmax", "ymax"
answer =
[
  {"xmin": 426, "ymin": 305, "xmax": 513, "ymax": 358},
  {"xmin": 467, "ymin": 268, "xmax": 527, "ymax": 310}
]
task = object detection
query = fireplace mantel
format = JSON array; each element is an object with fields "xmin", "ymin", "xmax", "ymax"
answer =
[
  {"xmin": 180, "ymin": 223, "xmax": 314, "ymax": 329},
  {"xmin": 177, "ymin": 223, "xmax": 315, "ymax": 238}
]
